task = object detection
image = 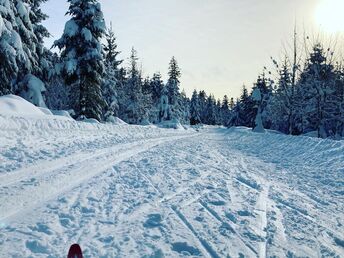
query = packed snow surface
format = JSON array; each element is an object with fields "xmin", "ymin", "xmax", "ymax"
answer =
[{"xmin": 0, "ymin": 114, "xmax": 343, "ymax": 257}]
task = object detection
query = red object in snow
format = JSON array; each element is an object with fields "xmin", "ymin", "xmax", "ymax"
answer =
[{"xmin": 67, "ymin": 244, "xmax": 83, "ymax": 258}]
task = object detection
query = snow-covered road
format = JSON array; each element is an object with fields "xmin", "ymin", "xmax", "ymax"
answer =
[{"xmin": 0, "ymin": 119, "xmax": 343, "ymax": 257}]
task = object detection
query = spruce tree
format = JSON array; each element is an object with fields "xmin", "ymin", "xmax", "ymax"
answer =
[
  {"xmin": 221, "ymin": 95, "xmax": 230, "ymax": 124},
  {"xmin": 28, "ymin": 0, "xmax": 51, "ymax": 80},
  {"xmin": 102, "ymin": 24, "xmax": 122, "ymax": 122},
  {"xmin": 298, "ymin": 44, "xmax": 336, "ymax": 138},
  {"xmin": 0, "ymin": 0, "xmax": 48, "ymax": 106},
  {"xmin": 190, "ymin": 89, "xmax": 201, "ymax": 125},
  {"xmin": 166, "ymin": 56, "xmax": 182, "ymax": 120},
  {"xmin": 0, "ymin": 0, "xmax": 18, "ymax": 95},
  {"xmin": 122, "ymin": 48, "xmax": 150, "ymax": 124},
  {"xmin": 54, "ymin": 0, "xmax": 106, "ymax": 121}
]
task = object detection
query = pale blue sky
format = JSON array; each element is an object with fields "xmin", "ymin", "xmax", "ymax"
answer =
[{"xmin": 42, "ymin": 0, "xmax": 336, "ymax": 99}]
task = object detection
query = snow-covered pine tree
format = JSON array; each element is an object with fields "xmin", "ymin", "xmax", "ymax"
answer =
[
  {"xmin": 0, "ymin": 0, "xmax": 18, "ymax": 95},
  {"xmin": 148, "ymin": 73, "xmax": 164, "ymax": 123},
  {"xmin": 180, "ymin": 89, "xmax": 190, "ymax": 124},
  {"xmin": 237, "ymin": 85, "xmax": 255, "ymax": 127},
  {"xmin": 198, "ymin": 90, "xmax": 207, "ymax": 123},
  {"xmin": 122, "ymin": 48, "xmax": 150, "ymax": 124},
  {"xmin": 215, "ymin": 98, "xmax": 222, "ymax": 125},
  {"xmin": 54, "ymin": 0, "xmax": 106, "ymax": 121},
  {"xmin": 251, "ymin": 73, "xmax": 272, "ymax": 132},
  {"xmin": 334, "ymin": 64, "xmax": 344, "ymax": 138},
  {"xmin": 103, "ymin": 23, "xmax": 122, "ymax": 72},
  {"xmin": 159, "ymin": 85, "xmax": 170, "ymax": 122},
  {"xmin": 150, "ymin": 73, "xmax": 164, "ymax": 103},
  {"xmin": 0, "ymin": 0, "xmax": 48, "ymax": 106},
  {"xmin": 297, "ymin": 44, "xmax": 337, "ymax": 138},
  {"xmin": 221, "ymin": 95, "xmax": 230, "ymax": 125},
  {"xmin": 28, "ymin": 0, "xmax": 52, "ymax": 80},
  {"xmin": 268, "ymin": 59, "xmax": 294, "ymax": 134},
  {"xmin": 229, "ymin": 97, "xmax": 235, "ymax": 110},
  {"xmin": 166, "ymin": 56, "xmax": 182, "ymax": 121},
  {"xmin": 102, "ymin": 24, "xmax": 123, "ymax": 122},
  {"xmin": 204, "ymin": 95, "xmax": 217, "ymax": 125},
  {"xmin": 190, "ymin": 89, "xmax": 201, "ymax": 125}
]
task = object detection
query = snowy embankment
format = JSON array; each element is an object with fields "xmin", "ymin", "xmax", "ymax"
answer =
[{"xmin": 0, "ymin": 95, "xmax": 343, "ymax": 257}]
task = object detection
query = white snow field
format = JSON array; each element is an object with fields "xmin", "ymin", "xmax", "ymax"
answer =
[{"xmin": 0, "ymin": 97, "xmax": 344, "ymax": 257}]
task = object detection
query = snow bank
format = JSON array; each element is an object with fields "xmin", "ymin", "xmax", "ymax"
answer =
[
  {"xmin": 0, "ymin": 112, "xmax": 195, "ymax": 174},
  {"xmin": 0, "ymin": 94, "xmax": 46, "ymax": 116}
]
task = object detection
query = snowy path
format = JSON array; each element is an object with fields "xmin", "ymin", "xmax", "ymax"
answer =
[{"xmin": 0, "ymin": 124, "xmax": 343, "ymax": 257}]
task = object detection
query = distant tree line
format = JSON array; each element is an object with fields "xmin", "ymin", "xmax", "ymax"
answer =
[{"xmin": 0, "ymin": 0, "xmax": 343, "ymax": 138}]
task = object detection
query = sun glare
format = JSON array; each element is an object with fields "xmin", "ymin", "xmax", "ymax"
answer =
[{"xmin": 315, "ymin": 0, "xmax": 344, "ymax": 33}]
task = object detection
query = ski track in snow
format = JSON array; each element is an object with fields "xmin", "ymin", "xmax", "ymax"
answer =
[{"xmin": 0, "ymin": 123, "xmax": 343, "ymax": 257}]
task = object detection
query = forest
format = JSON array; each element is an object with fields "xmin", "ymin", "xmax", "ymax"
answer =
[{"xmin": 1, "ymin": 0, "xmax": 343, "ymax": 139}]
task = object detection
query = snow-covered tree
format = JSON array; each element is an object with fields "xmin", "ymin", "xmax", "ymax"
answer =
[
  {"xmin": 221, "ymin": 95, "xmax": 230, "ymax": 124},
  {"xmin": 198, "ymin": 90, "xmax": 207, "ymax": 123},
  {"xmin": 204, "ymin": 95, "xmax": 217, "ymax": 125},
  {"xmin": 0, "ymin": 0, "xmax": 49, "ymax": 106},
  {"xmin": 102, "ymin": 24, "xmax": 122, "ymax": 122},
  {"xmin": 180, "ymin": 89, "xmax": 190, "ymax": 124},
  {"xmin": 190, "ymin": 89, "xmax": 201, "ymax": 125},
  {"xmin": 297, "ymin": 44, "xmax": 337, "ymax": 138},
  {"xmin": 28, "ymin": 0, "xmax": 52, "ymax": 80},
  {"xmin": 147, "ymin": 73, "xmax": 164, "ymax": 123},
  {"xmin": 121, "ymin": 48, "xmax": 150, "ymax": 124},
  {"xmin": 54, "ymin": 0, "xmax": 106, "ymax": 121},
  {"xmin": 159, "ymin": 85, "xmax": 170, "ymax": 122},
  {"xmin": 103, "ymin": 23, "xmax": 122, "ymax": 74},
  {"xmin": 252, "ymin": 74, "xmax": 272, "ymax": 131},
  {"xmin": 166, "ymin": 56, "xmax": 182, "ymax": 120}
]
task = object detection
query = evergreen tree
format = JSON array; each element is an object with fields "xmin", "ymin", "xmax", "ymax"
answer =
[
  {"xmin": 0, "ymin": 0, "xmax": 18, "ymax": 95},
  {"xmin": 198, "ymin": 90, "xmax": 208, "ymax": 123},
  {"xmin": 159, "ymin": 85, "xmax": 170, "ymax": 122},
  {"xmin": 149, "ymin": 73, "xmax": 164, "ymax": 123},
  {"xmin": 297, "ymin": 44, "xmax": 336, "ymax": 138},
  {"xmin": 54, "ymin": 0, "xmax": 106, "ymax": 121},
  {"xmin": 150, "ymin": 73, "xmax": 164, "ymax": 103},
  {"xmin": 205, "ymin": 95, "xmax": 217, "ymax": 125},
  {"xmin": 180, "ymin": 89, "xmax": 190, "ymax": 124},
  {"xmin": 0, "ymin": 0, "xmax": 48, "ymax": 106},
  {"xmin": 215, "ymin": 99, "xmax": 222, "ymax": 125},
  {"xmin": 238, "ymin": 85, "xmax": 255, "ymax": 127},
  {"xmin": 166, "ymin": 56, "xmax": 182, "ymax": 120},
  {"xmin": 122, "ymin": 48, "xmax": 150, "ymax": 124},
  {"xmin": 28, "ymin": 0, "xmax": 52, "ymax": 81},
  {"xmin": 221, "ymin": 95, "xmax": 230, "ymax": 124},
  {"xmin": 103, "ymin": 23, "xmax": 122, "ymax": 72},
  {"xmin": 102, "ymin": 24, "xmax": 122, "ymax": 122},
  {"xmin": 190, "ymin": 89, "xmax": 201, "ymax": 125}
]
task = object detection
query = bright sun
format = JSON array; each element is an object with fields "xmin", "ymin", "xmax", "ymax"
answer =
[{"xmin": 315, "ymin": 0, "xmax": 344, "ymax": 33}]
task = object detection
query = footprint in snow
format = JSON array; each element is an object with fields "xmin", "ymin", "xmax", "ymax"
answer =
[
  {"xmin": 143, "ymin": 214, "xmax": 162, "ymax": 228},
  {"xmin": 25, "ymin": 240, "xmax": 50, "ymax": 254},
  {"xmin": 28, "ymin": 223, "xmax": 53, "ymax": 235},
  {"xmin": 171, "ymin": 242, "xmax": 201, "ymax": 256}
]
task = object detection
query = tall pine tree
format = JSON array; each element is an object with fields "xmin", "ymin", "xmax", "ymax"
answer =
[{"xmin": 54, "ymin": 0, "xmax": 106, "ymax": 121}]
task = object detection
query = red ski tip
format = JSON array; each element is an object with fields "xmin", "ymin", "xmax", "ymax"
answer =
[{"xmin": 68, "ymin": 244, "xmax": 83, "ymax": 258}]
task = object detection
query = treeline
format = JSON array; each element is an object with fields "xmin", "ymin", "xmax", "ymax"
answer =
[
  {"xmin": 229, "ymin": 39, "xmax": 344, "ymax": 139},
  {"xmin": 0, "ymin": 0, "xmax": 343, "ymax": 138}
]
